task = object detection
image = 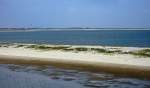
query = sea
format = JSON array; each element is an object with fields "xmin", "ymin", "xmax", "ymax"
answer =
[{"xmin": 0, "ymin": 30, "xmax": 150, "ymax": 47}]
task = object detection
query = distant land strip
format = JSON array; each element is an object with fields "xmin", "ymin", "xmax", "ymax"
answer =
[{"xmin": 0, "ymin": 27, "xmax": 150, "ymax": 32}]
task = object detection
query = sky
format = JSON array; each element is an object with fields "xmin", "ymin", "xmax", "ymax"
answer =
[{"xmin": 0, "ymin": 0, "xmax": 150, "ymax": 28}]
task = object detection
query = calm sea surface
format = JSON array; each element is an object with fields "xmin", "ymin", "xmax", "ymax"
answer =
[{"xmin": 0, "ymin": 30, "xmax": 150, "ymax": 47}]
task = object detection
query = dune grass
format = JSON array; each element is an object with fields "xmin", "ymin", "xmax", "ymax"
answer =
[
  {"xmin": 2, "ymin": 45, "xmax": 9, "ymax": 47},
  {"xmin": 0, "ymin": 43, "xmax": 150, "ymax": 57},
  {"xmin": 26, "ymin": 45, "xmax": 150, "ymax": 57},
  {"xmin": 128, "ymin": 49, "xmax": 150, "ymax": 57},
  {"xmin": 62, "ymin": 48, "xmax": 74, "ymax": 51},
  {"xmin": 26, "ymin": 45, "xmax": 70, "ymax": 51},
  {"xmin": 15, "ymin": 45, "xmax": 26, "ymax": 48},
  {"xmin": 74, "ymin": 47, "xmax": 89, "ymax": 51},
  {"xmin": 91, "ymin": 48, "xmax": 122, "ymax": 54},
  {"xmin": 25, "ymin": 45, "xmax": 150, "ymax": 57}
]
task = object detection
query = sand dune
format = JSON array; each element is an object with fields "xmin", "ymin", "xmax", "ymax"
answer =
[{"xmin": 0, "ymin": 44, "xmax": 150, "ymax": 77}]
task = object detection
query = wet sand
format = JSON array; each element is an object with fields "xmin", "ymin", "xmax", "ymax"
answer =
[
  {"xmin": 0, "ymin": 64, "xmax": 88, "ymax": 88},
  {"xmin": 1, "ymin": 64, "xmax": 150, "ymax": 88}
]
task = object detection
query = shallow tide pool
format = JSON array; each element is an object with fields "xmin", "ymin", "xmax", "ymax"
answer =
[{"xmin": 0, "ymin": 64, "xmax": 150, "ymax": 88}]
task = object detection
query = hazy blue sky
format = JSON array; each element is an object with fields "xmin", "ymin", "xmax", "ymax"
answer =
[{"xmin": 0, "ymin": 0, "xmax": 150, "ymax": 28}]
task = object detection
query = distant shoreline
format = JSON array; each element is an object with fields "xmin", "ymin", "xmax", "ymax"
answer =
[{"xmin": 0, "ymin": 28, "xmax": 150, "ymax": 32}]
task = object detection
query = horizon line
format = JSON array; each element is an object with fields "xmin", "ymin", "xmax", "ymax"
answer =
[{"xmin": 0, "ymin": 27, "xmax": 150, "ymax": 29}]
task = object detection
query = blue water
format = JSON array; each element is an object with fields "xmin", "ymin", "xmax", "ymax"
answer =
[{"xmin": 0, "ymin": 30, "xmax": 150, "ymax": 47}]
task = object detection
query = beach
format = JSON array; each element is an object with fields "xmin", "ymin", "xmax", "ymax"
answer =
[{"xmin": 0, "ymin": 43, "xmax": 150, "ymax": 78}]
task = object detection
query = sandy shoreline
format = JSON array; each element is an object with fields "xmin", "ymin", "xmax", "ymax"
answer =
[{"xmin": 0, "ymin": 43, "xmax": 150, "ymax": 78}]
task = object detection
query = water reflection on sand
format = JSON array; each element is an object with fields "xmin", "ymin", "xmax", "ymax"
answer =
[{"xmin": 0, "ymin": 64, "xmax": 150, "ymax": 88}]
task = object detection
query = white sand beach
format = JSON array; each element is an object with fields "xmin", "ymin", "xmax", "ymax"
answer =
[{"xmin": 0, "ymin": 43, "xmax": 150, "ymax": 77}]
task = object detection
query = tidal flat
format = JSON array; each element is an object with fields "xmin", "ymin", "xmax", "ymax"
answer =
[{"xmin": 0, "ymin": 64, "xmax": 150, "ymax": 88}]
